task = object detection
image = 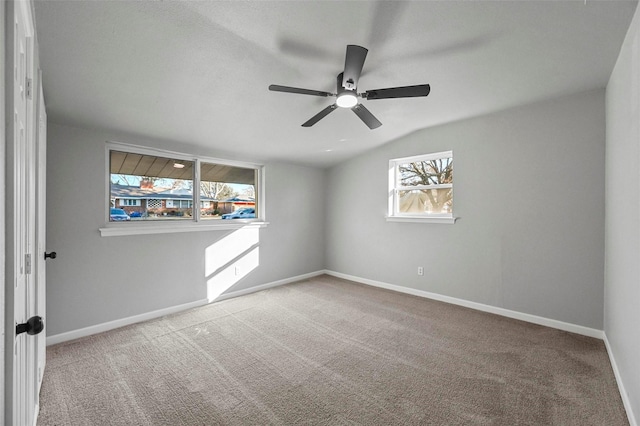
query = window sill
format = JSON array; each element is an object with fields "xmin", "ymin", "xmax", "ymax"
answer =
[
  {"xmin": 99, "ymin": 220, "xmax": 269, "ymax": 237},
  {"xmin": 386, "ymin": 216, "xmax": 457, "ymax": 224}
]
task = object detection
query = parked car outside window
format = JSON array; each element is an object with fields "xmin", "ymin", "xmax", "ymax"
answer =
[
  {"xmin": 221, "ymin": 208, "xmax": 256, "ymax": 220},
  {"xmin": 110, "ymin": 208, "xmax": 131, "ymax": 221}
]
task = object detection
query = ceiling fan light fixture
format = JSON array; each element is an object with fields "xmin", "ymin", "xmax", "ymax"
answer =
[{"xmin": 336, "ymin": 91, "xmax": 358, "ymax": 108}]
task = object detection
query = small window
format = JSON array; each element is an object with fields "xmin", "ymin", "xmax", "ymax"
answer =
[
  {"xmin": 388, "ymin": 151, "xmax": 454, "ymax": 222},
  {"xmin": 119, "ymin": 199, "xmax": 141, "ymax": 207}
]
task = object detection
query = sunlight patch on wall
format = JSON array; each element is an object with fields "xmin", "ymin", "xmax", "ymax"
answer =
[{"xmin": 205, "ymin": 226, "xmax": 260, "ymax": 302}]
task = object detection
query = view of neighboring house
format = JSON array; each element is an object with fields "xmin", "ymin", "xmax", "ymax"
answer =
[
  {"xmin": 111, "ymin": 180, "xmax": 255, "ymax": 218},
  {"xmin": 218, "ymin": 196, "xmax": 256, "ymax": 214}
]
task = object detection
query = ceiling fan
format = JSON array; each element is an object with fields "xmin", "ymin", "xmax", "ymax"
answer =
[{"xmin": 269, "ymin": 45, "xmax": 431, "ymax": 130}]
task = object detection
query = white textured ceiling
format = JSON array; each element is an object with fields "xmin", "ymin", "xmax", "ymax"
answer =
[{"xmin": 34, "ymin": 0, "xmax": 637, "ymax": 168}]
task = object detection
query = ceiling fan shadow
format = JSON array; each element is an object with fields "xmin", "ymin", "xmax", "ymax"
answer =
[
  {"xmin": 366, "ymin": 1, "xmax": 410, "ymax": 49},
  {"xmin": 398, "ymin": 34, "xmax": 499, "ymax": 63},
  {"xmin": 277, "ymin": 38, "xmax": 335, "ymax": 62},
  {"xmin": 276, "ymin": 1, "xmax": 409, "ymax": 65},
  {"xmin": 361, "ymin": 33, "xmax": 498, "ymax": 80}
]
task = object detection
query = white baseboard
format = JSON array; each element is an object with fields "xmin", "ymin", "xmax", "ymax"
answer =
[
  {"xmin": 46, "ymin": 270, "xmax": 326, "ymax": 346},
  {"xmin": 211, "ymin": 270, "xmax": 326, "ymax": 303},
  {"xmin": 46, "ymin": 299, "xmax": 208, "ymax": 346},
  {"xmin": 323, "ymin": 270, "xmax": 604, "ymax": 339},
  {"xmin": 603, "ymin": 333, "xmax": 638, "ymax": 426}
]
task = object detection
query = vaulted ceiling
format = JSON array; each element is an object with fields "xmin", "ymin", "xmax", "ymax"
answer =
[{"xmin": 34, "ymin": 1, "xmax": 637, "ymax": 168}]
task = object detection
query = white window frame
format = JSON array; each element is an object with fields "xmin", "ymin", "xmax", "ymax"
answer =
[
  {"xmin": 101, "ymin": 141, "xmax": 267, "ymax": 236},
  {"xmin": 119, "ymin": 198, "xmax": 141, "ymax": 207},
  {"xmin": 387, "ymin": 150, "xmax": 457, "ymax": 224},
  {"xmin": 165, "ymin": 199, "xmax": 191, "ymax": 209}
]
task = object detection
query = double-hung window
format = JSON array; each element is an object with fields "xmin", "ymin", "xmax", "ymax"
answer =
[
  {"xmin": 103, "ymin": 142, "xmax": 264, "ymax": 235},
  {"xmin": 388, "ymin": 150, "xmax": 455, "ymax": 224}
]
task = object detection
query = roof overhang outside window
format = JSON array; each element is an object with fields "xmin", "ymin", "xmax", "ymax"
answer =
[{"xmin": 110, "ymin": 151, "xmax": 255, "ymax": 185}]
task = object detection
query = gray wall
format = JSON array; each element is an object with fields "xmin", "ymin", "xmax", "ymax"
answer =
[
  {"xmin": 46, "ymin": 123, "xmax": 325, "ymax": 336},
  {"xmin": 605, "ymin": 3, "xmax": 640, "ymax": 421},
  {"xmin": 325, "ymin": 89, "xmax": 606, "ymax": 330}
]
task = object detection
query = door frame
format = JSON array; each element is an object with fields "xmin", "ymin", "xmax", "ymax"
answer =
[
  {"xmin": 1, "ymin": 0, "xmax": 7, "ymax": 420},
  {"xmin": 3, "ymin": 1, "xmax": 44, "ymax": 424}
]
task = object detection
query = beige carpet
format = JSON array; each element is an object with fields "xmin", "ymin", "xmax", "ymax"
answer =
[{"xmin": 38, "ymin": 275, "xmax": 628, "ymax": 425}]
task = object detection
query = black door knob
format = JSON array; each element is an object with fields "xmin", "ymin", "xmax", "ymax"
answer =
[
  {"xmin": 44, "ymin": 251, "xmax": 57, "ymax": 260},
  {"xmin": 16, "ymin": 316, "xmax": 44, "ymax": 336}
]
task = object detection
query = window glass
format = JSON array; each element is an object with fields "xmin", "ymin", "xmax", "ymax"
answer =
[
  {"xmin": 200, "ymin": 162, "xmax": 256, "ymax": 220},
  {"xmin": 398, "ymin": 157, "xmax": 452, "ymax": 187},
  {"xmin": 109, "ymin": 150, "xmax": 194, "ymax": 221},
  {"xmin": 398, "ymin": 189, "xmax": 452, "ymax": 214}
]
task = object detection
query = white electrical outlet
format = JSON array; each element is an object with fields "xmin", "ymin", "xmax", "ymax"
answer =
[{"xmin": 418, "ymin": 266, "xmax": 424, "ymax": 276}]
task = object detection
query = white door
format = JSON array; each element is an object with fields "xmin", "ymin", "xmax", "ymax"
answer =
[{"xmin": 11, "ymin": 1, "xmax": 43, "ymax": 425}]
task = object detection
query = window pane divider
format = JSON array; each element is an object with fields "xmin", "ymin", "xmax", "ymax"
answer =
[
  {"xmin": 194, "ymin": 158, "xmax": 201, "ymax": 222},
  {"xmin": 398, "ymin": 184, "xmax": 453, "ymax": 191}
]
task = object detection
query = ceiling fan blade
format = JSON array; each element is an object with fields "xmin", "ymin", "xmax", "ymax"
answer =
[
  {"xmin": 342, "ymin": 45, "xmax": 368, "ymax": 90},
  {"xmin": 352, "ymin": 104, "xmax": 382, "ymax": 129},
  {"xmin": 302, "ymin": 104, "xmax": 338, "ymax": 127},
  {"xmin": 363, "ymin": 84, "xmax": 431, "ymax": 100},
  {"xmin": 269, "ymin": 84, "xmax": 332, "ymax": 97}
]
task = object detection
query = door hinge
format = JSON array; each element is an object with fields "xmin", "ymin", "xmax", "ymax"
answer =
[
  {"xmin": 26, "ymin": 77, "xmax": 33, "ymax": 100},
  {"xmin": 25, "ymin": 253, "xmax": 32, "ymax": 274}
]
